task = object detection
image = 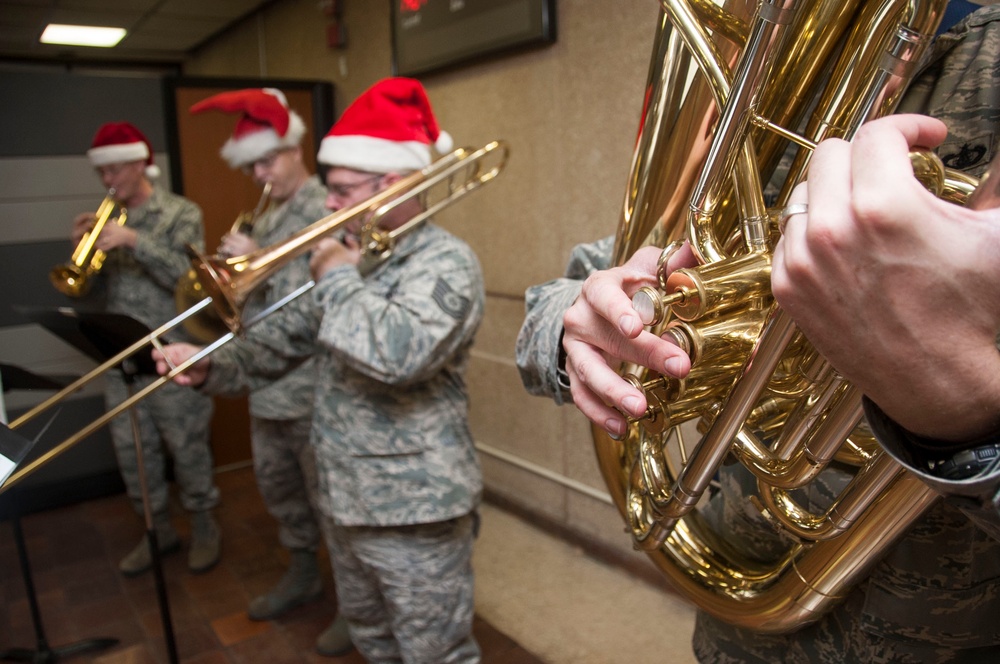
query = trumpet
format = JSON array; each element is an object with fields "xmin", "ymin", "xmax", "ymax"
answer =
[
  {"xmin": 0, "ymin": 141, "xmax": 508, "ymax": 494},
  {"xmin": 175, "ymin": 182, "xmax": 272, "ymax": 343},
  {"xmin": 49, "ymin": 190, "xmax": 127, "ymax": 297}
]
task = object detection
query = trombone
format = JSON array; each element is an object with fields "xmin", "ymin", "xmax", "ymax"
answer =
[
  {"xmin": 0, "ymin": 140, "xmax": 508, "ymax": 493},
  {"xmin": 49, "ymin": 190, "xmax": 127, "ymax": 297}
]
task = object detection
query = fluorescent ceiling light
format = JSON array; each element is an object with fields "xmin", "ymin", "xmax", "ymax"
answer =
[{"xmin": 40, "ymin": 24, "xmax": 127, "ymax": 48}]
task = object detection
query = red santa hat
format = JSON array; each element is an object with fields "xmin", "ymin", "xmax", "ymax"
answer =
[
  {"xmin": 189, "ymin": 88, "xmax": 306, "ymax": 168},
  {"xmin": 317, "ymin": 77, "xmax": 452, "ymax": 173},
  {"xmin": 87, "ymin": 122, "xmax": 160, "ymax": 179}
]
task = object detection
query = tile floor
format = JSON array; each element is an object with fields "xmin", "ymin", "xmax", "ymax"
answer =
[{"xmin": 0, "ymin": 466, "xmax": 698, "ymax": 663}]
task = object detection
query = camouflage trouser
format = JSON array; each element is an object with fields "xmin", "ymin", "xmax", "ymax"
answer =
[
  {"xmin": 693, "ymin": 593, "xmax": 1000, "ymax": 664},
  {"xmin": 250, "ymin": 415, "xmax": 321, "ymax": 550},
  {"xmin": 321, "ymin": 513, "xmax": 480, "ymax": 664},
  {"xmin": 105, "ymin": 371, "xmax": 219, "ymax": 517}
]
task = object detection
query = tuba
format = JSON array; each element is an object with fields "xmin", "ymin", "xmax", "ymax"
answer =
[
  {"xmin": 594, "ymin": 0, "xmax": 966, "ymax": 633},
  {"xmin": 49, "ymin": 190, "xmax": 127, "ymax": 297},
  {"xmin": 175, "ymin": 182, "xmax": 272, "ymax": 342}
]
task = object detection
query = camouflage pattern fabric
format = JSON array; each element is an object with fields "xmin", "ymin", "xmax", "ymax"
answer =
[
  {"xmin": 204, "ymin": 221, "xmax": 485, "ymax": 527},
  {"xmin": 202, "ymin": 220, "xmax": 484, "ymax": 661},
  {"xmin": 106, "ymin": 374, "xmax": 217, "ymax": 516},
  {"xmin": 98, "ymin": 186, "xmax": 219, "ymax": 516},
  {"xmin": 897, "ymin": 4, "xmax": 1000, "ymax": 181},
  {"xmin": 243, "ymin": 175, "xmax": 326, "ymax": 421},
  {"xmin": 515, "ymin": 235, "xmax": 614, "ymax": 405},
  {"xmin": 250, "ymin": 412, "xmax": 320, "ymax": 550},
  {"xmin": 321, "ymin": 513, "xmax": 480, "ymax": 663},
  {"xmin": 515, "ymin": 9, "xmax": 1000, "ymax": 662},
  {"xmin": 102, "ymin": 186, "xmax": 207, "ymax": 340},
  {"xmin": 242, "ymin": 176, "xmax": 327, "ymax": 551}
]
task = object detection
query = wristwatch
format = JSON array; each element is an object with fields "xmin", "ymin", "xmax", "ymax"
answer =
[
  {"xmin": 864, "ymin": 397, "xmax": 1000, "ymax": 481},
  {"xmin": 927, "ymin": 443, "xmax": 1000, "ymax": 481}
]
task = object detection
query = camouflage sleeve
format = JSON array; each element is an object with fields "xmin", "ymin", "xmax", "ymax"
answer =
[
  {"xmin": 202, "ymin": 292, "xmax": 321, "ymax": 397},
  {"xmin": 515, "ymin": 235, "xmax": 615, "ymax": 405},
  {"xmin": 133, "ymin": 195, "xmax": 205, "ymax": 290},
  {"xmin": 865, "ymin": 399, "xmax": 1000, "ymax": 542},
  {"xmin": 311, "ymin": 236, "xmax": 484, "ymax": 387}
]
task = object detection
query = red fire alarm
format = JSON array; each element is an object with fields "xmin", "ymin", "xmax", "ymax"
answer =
[{"xmin": 326, "ymin": 20, "xmax": 347, "ymax": 49}]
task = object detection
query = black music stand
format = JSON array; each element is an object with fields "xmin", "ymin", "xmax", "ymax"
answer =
[
  {"xmin": 1, "ymin": 365, "xmax": 118, "ymax": 662},
  {"xmin": 9, "ymin": 308, "xmax": 178, "ymax": 664}
]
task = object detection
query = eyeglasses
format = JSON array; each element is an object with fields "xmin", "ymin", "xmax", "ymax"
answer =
[{"xmin": 326, "ymin": 174, "xmax": 383, "ymax": 198}]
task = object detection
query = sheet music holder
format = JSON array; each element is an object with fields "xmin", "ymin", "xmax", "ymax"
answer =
[
  {"xmin": 2, "ymin": 367, "xmax": 118, "ymax": 661},
  {"xmin": 0, "ymin": 422, "xmax": 32, "ymax": 491},
  {"xmin": 13, "ymin": 305, "xmax": 157, "ymax": 377}
]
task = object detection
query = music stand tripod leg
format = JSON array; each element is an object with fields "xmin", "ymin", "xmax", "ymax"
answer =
[
  {"xmin": 1, "ymin": 491, "xmax": 119, "ymax": 663},
  {"xmin": 124, "ymin": 377, "xmax": 179, "ymax": 664}
]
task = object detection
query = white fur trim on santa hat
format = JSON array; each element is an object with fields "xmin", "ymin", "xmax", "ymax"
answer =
[
  {"xmin": 317, "ymin": 134, "xmax": 434, "ymax": 173},
  {"xmin": 220, "ymin": 111, "xmax": 306, "ymax": 168},
  {"xmin": 87, "ymin": 141, "xmax": 150, "ymax": 167}
]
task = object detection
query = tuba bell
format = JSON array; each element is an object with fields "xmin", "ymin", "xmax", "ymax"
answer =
[
  {"xmin": 594, "ymin": 0, "xmax": 962, "ymax": 633},
  {"xmin": 49, "ymin": 190, "xmax": 127, "ymax": 297}
]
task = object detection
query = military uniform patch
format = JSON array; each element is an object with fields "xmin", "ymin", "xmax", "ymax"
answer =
[
  {"xmin": 432, "ymin": 277, "xmax": 470, "ymax": 319},
  {"xmin": 940, "ymin": 133, "xmax": 994, "ymax": 171}
]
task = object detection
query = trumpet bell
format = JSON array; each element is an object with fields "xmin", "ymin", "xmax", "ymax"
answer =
[
  {"xmin": 50, "ymin": 191, "xmax": 126, "ymax": 298},
  {"xmin": 49, "ymin": 263, "xmax": 92, "ymax": 297}
]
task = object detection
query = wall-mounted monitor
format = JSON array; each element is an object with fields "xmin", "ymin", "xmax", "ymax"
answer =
[{"xmin": 391, "ymin": 0, "xmax": 556, "ymax": 77}]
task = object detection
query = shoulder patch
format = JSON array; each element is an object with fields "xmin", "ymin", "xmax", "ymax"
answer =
[{"xmin": 432, "ymin": 277, "xmax": 470, "ymax": 320}]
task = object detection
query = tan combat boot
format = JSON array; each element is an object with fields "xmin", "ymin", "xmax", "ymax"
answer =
[
  {"xmin": 119, "ymin": 519, "xmax": 180, "ymax": 577},
  {"xmin": 316, "ymin": 614, "xmax": 353, "ymax": 657},
  {"xmin": 248, "ymin": 548, "xmax": 324, "ymax": 620},
  {"xmin": 188, "ymin": 510, "xmax": 221, "ymax": 573}
]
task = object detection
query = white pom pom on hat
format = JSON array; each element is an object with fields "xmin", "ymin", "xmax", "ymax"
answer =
[{"xmin": 317, "ymin": 77, "xmax": 453, "ymax": 173}]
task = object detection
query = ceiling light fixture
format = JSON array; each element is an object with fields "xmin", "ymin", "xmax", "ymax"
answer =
[{"xmin": 40, "ymin": 24, "xmax": 127, "ymax": 48}]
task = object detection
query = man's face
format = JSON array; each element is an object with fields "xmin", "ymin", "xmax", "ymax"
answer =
[
  {"xmin": 96, "ymin": 160, "xmax": 146, "ymax": 202},
  {"xmin": 243, "ymin": 147, "xmax": 302, "ymax": 201},
  {"xmin": 323, "ymin": 167, "xmax": 385, "ymax": 235}
]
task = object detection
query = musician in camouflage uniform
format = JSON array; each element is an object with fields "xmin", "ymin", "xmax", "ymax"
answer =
[
  {"xmin": 155, "ymin": 78, "xmax": 484, "ymax": 662},
  {"xmin": 190, "ymin": 89, "xmax": 342, "ymax": 626},
  {"xmin": 516, "ymin": 5, "xmax": 1000, "ymax": 663},
  {"xmin": 73, "ymin": 122, "xmax": 220, "ymax": 577}
]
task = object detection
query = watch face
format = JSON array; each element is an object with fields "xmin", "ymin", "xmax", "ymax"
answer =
[{"xmin": 931, "ymin": 444, "xmax": 1000, "ymax": 480}]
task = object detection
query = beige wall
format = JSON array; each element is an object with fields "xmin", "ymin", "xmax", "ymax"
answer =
[{"xmin": 185, "ymin": 0, "xmax": 667, "ymax": 574}]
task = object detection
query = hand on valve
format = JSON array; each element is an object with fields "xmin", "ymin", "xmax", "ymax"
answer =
[
  {"xmin": 217, "ymin": 232, "xmax": 258, "ymax": 258},
  {"xmin": 563, "ymin": 243, "xmax": 695, "ymax": 439}
]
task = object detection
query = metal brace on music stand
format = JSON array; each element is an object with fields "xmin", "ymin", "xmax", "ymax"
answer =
[{"xmin": 1, "ymin": 365, "xmax": 118, "ymax": 663}]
